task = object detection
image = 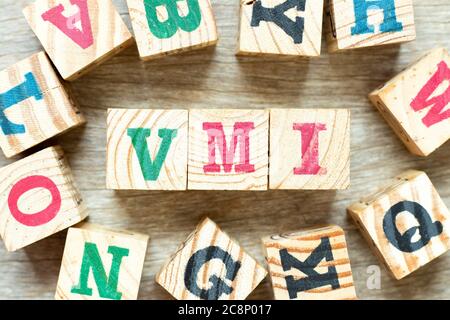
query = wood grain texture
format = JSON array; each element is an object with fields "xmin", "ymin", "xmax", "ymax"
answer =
[
  {"xmin": 262, "ymin": 225, "xmax": 357, "ymax": 300},
  {"xmin": 23, "ymin": 0, "xmax": 134, "ymax": 81},
  {"xmin": 55, "ymin": 222, "xmax": 148, "ymax": 300},
  {"xmin": 347, "ymin": 170, "xmax": 450, "ymax": 280},
  {"xmin": 1, "ymin": 0, "xmax": 450, "ymax": 300},
  {"xmin": 0, "ymin": 146, "xmax": 88, "ymax": 252},
  {"xmin": 0, "ymin": 52, "xmax": 85, "ymax": 158},
  {"xmin": 156, "ymin": 217, "xmax": 267, "ymax": 300}
]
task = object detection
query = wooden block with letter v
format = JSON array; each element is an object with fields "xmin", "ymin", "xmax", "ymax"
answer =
[
  {"xmin": 126, "ymin": 0, "xmax": 218, "ymax": 60},
  {"xmin": 262, "ymin": 225, "xmax": 357, "ymax": 300},
  {"xmin": 156, "ymin": 217, "xmax": 267, "ymax": 300},
  {"xmin": 0, "ymin": 51, "xmax": 85, "ymax": 158},
  {"xmin": 106, "ymin": 108, "xmax": 188, "ymax": 190},
  {"xmin": 23, "ymin": 0, "xmax": 134, "ymax": 81},
  {"xmin": 188, "ymin": 109, "xmax": 269, "ymax": 190},
  {"xmin": 270, "ymin": 108, "xmax": 350, "ymax": 190},
  {"xmin": 325, "ymin": 0, "xmax": 416, "ymax": 52},
  {"xmin": 347, "ymin": 170, "xmax": 450, "ymax": 280},
  {"xmin": 238, "ymin": 0, "xmax": 324, "ymax": 57},
  {"xmin": 369, "ymin": 48, "xmax": 450, "ymax": 156},
  {"xmin": 0, "ymin": 146, "xmax": 87, "ymax": 252},
  {"xmin": 55, "ymin": 223, "xmax": 149, "ymax": 300}
]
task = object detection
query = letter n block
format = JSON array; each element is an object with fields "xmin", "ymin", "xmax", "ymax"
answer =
[
  {"xmin": 325, "ymin": 0, "xmax": 415, "ymax": 52},
  {"xmin": 262, "ymin": 225, "xmax": 357, "ymax": 300},
  {"xmin": 23, "ymin": 0, "xmax": 133, "ymax": 81},
  {"xmin": 0, "ymin": 146, "xmax": 87, "ymax": 252},
  {"xmin": 238, "ymin": 0, "xmax": 324, "ymax": 57},
  {"xmin": 347, "ymin": 170, "xmax": 450, "ymax": 280},
  {"xmin": 156, "ymin": 218, "xmax": 267, "ymax": 300},
  {"xmin": 106, "ymin": 109, "xmax": 188, "ymax": 190},
  {"xmin": 0, "ymin": 52, "xmax": 85, "ymax": 158},
  {"xmin": 269, "ymin": 109, "xmax": 350, "ymax": 190},
  {"xmin": 126, "ymin": 0, "xmax": 218, "ymax": 60},
  {"xmin": 369, "ymin": 48, "xmax": 450, "ymax": 156},
  {"xmin": 56, "ymin": 223, "xmax": 149, "ymax": 300},
  {"xmin": 188, "ymin": 109, "xmax": 269, "ymax": 190}
]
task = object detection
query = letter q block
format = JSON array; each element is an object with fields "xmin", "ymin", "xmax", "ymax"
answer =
[
  {"xmin": 156, "ymin": 218, "xmax": 267, "ymax": 300},
  {"xmin": 348, "ymin": 170, "xmax": 450, "ymax": 280},
  {"xmin": 0, "ymin": 146, "xmax": 88, "ymax": 252}
]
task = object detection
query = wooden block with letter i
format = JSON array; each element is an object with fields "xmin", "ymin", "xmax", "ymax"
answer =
[
  {"xmin": 0, "ymin": 146, "xmax": 88, "ymax": 252},
  {"xmin": 126, "ymin": 0, "xmax": 218, "ymax": 60},
  {"xmin": 106, "ymin": 108, "xmax": 188, "ymax": 190},
  {"xmin": 347, "ymin": 170, "xmax": 450, "ymax": 280},
  {"xmin": 262, "ymin": 225, "xmax": 357, "ymax": 300},
  {"xmin": 188, "ymin": 109, "xmax": 269, "ymax": 190},
  {"xmin": 156, "ymin": 217, "xmax": 267, "ymax": 300},
  {"xmin": 23, "ymin": 0, "xmax": 134, "ymax": 81},
  {"xmin": 325, "ymin": 0, "xmax": 416, "ymax": 52},
  {"xmin": 238, "ymin": 0, "xmax": 324, "ymax": 57},
  {"xmin": 55, "ymin": 223, "xmax": 149, "ymax": 300},
  {"xmin": 369, "ymin": 48, "xmax": 450, "ymax": 156},
  {"xmin": 0, "ymin": 51, "xmax": 85, "ymax": 158},
  {"xmin": 269, "ymin": 109, "xmax": 350, "ymax": 190}
]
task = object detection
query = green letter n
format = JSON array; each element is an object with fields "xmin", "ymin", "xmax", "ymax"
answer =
[
  {"xmin": 71, "ymin": 243, "xmax": 129, "ymax": 300},
  {"xmin": 127, "ymin": 128, "xmax": 178, "ymax": 181}
]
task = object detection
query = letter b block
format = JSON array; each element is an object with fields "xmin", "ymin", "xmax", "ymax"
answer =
[
  {"xmin": 348, "ymin": 170, "xmax": 450, "ymax": 279},
  {"xmin": 156, "ymin": 218, "xmax": 267, "ymax": 300}
]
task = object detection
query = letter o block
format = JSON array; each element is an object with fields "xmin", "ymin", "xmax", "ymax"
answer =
[
  {"xmin": 156, "ymin": 218, "xmax": 267, "ymax": 300},
  {"xmin": 348, "ymin": 170, "xmax": 450, "ymax": 280},
  {"xmin": 0, "ymin": 146, "xmax": 88, "ymax": 252}
]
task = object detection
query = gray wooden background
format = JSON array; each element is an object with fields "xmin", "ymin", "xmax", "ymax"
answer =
[{"xmin": 1, "ymin": 0, "xmax": 449, "ymax": 300}]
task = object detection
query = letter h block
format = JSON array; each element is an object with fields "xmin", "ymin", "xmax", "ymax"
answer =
[
  {"xmin": 56, "ymin": 223, "xmax": 149, "ymax": 300},
  {"xmin": 325, "ymin": 0, "xmax": 416, "ymax": 52},
  {"xmin": 238, "ymin": 0, "xmax": 325, "ymax": 57},
  {"xmin": 0, "ymin": 146, "xmax": 88, "ymax": 252},
  {"xmin": 156, "ymin": 218, "xmax": 267, "ymax": 300},
  {"xmin": 348, "ymin": 170, "xmax": 450, "ymax": 280},
  {"xmin": 23, "ymin": 0, "xmax": 133, "ymax": 81},
  {"xmin": 126, "ymin": 0, "xmax": 218, "ymax": 60},
  {"xmin": 369, "ymin": 48, "xmax": 450, "ymax": 156},
  {"xmin": 262, "ymin": 225, "xmax": 357, "ymax": 300}
]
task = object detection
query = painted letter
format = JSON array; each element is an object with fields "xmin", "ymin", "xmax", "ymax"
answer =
[
  {"xmin": 293, "ymin": 123, "xmax": 327, "ymax": 175},
  {"xmin": 351, "ymin": 0, "xmax": 403, "ymax": 35}
]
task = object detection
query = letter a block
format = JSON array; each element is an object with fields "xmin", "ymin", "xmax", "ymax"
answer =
[
  {"xmin": 347, "ymin": 170, "xmax": 450, "ymax": 280},
  {"xmin": 188, "ymin": 109, "xmax": 269, "ymax": 190},
  {"xmin": 106, "ymin": 109, "xmax": 188, "ymax": 190},
  {"xmin": 0, "ymin": 52, "xmax": 85, "ymax": 158},
  {"xmin": 156, "ymin": 218, "xmax": 267, "ymax": 300},
  {"xmin": 270, "ymin": 109, "xmax": 350, "ymax": 190},
  {"xmin": 325, "ymin": 0, "xmax": 415, "ymax": 52},
  {"xmin": 262, "ymin": 225, "xmax": 357, "ymax": 300},
  {"xmin": 126, "ymin": 0, "xmax": 218, "ymax": 60},
  {"xmin": 23, "ymin": 0, "xmax": 133, "ymax": 81},
  {"xmin": 56, "ymin": 223, "xmax": 149, "ymax": 300},
  {"xmin": 0, "ymin": 146, "xmax": 88, "ymax": 252},
  {"xmin": 369, "ymin": 48, "xmax": 450, "ymax": 156},
  {"xmin": 238, "ymin": 0, "xmax": 324, "ymax": 57}
]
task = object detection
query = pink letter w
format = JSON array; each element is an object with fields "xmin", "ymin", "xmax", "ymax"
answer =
[{"xmin": 293, "ymin": 123, "xmax": 327, "ymax": 175}]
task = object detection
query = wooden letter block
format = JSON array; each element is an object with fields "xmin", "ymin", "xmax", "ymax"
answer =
[
  {"xmin": 0, "ymin": 146, "xmax": 88, "ymax": 252},
  {"xmin": 325, "ymin": 0, "xmax": 415, "ymax": 52},
  {"xmin": 238, "ymin": 0, "xmax": 324, "ymax": 57},
  {"xmin": 106, "ymin": 109, "xmax": 188, "ymax": 190},
  {"xmin": 126, "ymin": 0, "xmax": 218, "ymax": 60},
  {"xmin": 270, "ymin": 109, "xmax": 350, "ymax": 190},
  {"xmin": 347, "ymin": 170, "xmax": 450, "ymax": 280},
  {"xmin": 188, "ymin": 109, "xmax": 269, "ymax": 190},
  {"xmin": 0, "ymin": 52, "xmax": 85, "ymax": 158},
  {"xmin": 369, "ymin": 48, "xmax": 450, "ymax": 156},
  {"xmin": 262, "ymin": 225, "xmax": 357, "ymax": 300},
  {"xmin": 156, "ymin": 218, "xmax": 267, "ymax": 300},
  {"xmin": 23, "ymin": 0, "xmax": 133, "ymax": 81},
  {"xmin": 56, "ymin": 223, "xmax": 149, "ymax": 300}
]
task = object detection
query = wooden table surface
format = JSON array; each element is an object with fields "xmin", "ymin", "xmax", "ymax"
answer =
[{"xmin": 1, "ymin": 0, "xmax": 450, "ymax": 300}]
